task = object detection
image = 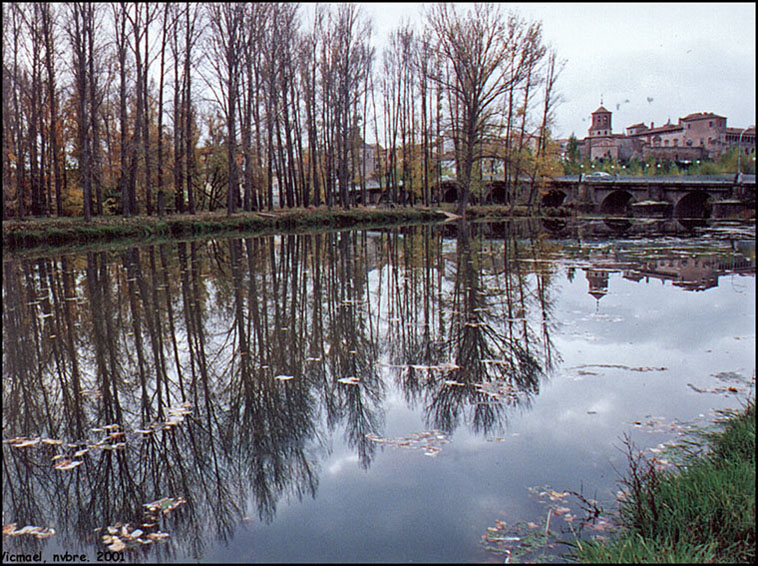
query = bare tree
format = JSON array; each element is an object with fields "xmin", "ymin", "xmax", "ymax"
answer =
[
  {"xmin": 425, "ymin": 3, "xmax": 533, "ymax": 215},
  {"xmin": 527, "ymin": 47, "xmax": 564, "ymax": 210},
  {"xmin": 67, "ymin": 2, "xmax": 93, "ymax": 220},
  {"xmin": 206, "ymin": 2, "xmax": 245, "ymax": 216},
  {"xmin": 112, "ymin": 2, "xmax": 130, "ymax": 216},
  {"xmin": 41, "ymin": 3, "xmax": 63, "ymax": 217},
  {"xmin": 156, "ymin": 3, "xmax": 171, "ymax": 216}
]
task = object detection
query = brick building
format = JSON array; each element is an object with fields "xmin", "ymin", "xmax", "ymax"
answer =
[{"xmin": 577, "ymin": 105, "xmax": 755, "ymax": 162}]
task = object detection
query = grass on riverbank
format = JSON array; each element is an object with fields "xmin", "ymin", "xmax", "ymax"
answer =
[
  {"xmin": 571, "ymin": 401, "xmax": 755, "ymax": 563},
  {"xmin": 2, "ymin": 204, "xmax": 541, "ymax": 253}
]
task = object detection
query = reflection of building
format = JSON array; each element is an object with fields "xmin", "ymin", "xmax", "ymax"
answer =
[
  {"xmin": 585, "ymin": 268, "xmax": 610, "ymax": 303},
  {"xmin": 582, "ymin": 249, "xmax": 755, "ymax": 296},
  {"xmin": 623, "ymin": 254, "xmax": 754, "ymax": 291}
]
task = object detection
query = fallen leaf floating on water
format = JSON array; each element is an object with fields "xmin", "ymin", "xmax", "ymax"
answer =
[
  {"xmin": 366, "ymin": 430, "xmax": 449, "ymax": 456},
  {"xmin": 54, "ymin": 459, "xmax": 84, "ymax": 471},
  {"xmin": 107, "ymin": 537, "xmax": 126, "ymax": 552},
  {"xmin": 144, "ymin": 496, "xmax": 187, "ymax": 515},
  {"xmin": 161, "ymin": 403, "xmax": 193, "ymax": 428},
  {"xmin": 100, "ymin": 521, "xmax": 171, "ymax": 550},
  {"xmin": 8, "ymin": 437, "xmax": 41, "ymax": 448},
  {"xmin": 337, "ymin": 376, "xmax": 360, "ymax": 385},
  {"xmin": 275, "ymin": 375, "xmax": 294, "ymax": 381},
  {"xmin": 539, "ymin": 489, "xmax": 570, "ymax": 501},
  {"xmin": 100, "ymin": 443, "xmax": 127, "ymax": 451},
  {"xmin": 4, "ymin": 524, "xmax": 56, "ymax": 539},
  {"xmin": 41, "ymin": 438, "xmax": 63, "ymax": 445}
]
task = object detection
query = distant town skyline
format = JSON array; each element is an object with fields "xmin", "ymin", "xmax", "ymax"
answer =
[{"xmin": 356, "ymin": 2, "xmax": 757, "ymax": 139}]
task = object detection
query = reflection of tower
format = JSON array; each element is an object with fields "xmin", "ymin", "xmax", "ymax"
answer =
[{"xmin": 585, "ymin": 268, "xmax": 609, "ymax": 311}]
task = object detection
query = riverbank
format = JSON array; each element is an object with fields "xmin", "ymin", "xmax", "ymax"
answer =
[
  {"xmin": 2, "ymin": 204, "xmax": 538, "ymax": 253},
  {"xmin": 571, "ymin": 401, "xmax": 755, "ymax": 563}
]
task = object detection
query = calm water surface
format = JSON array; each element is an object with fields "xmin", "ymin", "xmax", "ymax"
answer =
[{"xmin": 2, "ymin": 218, "xmax": 755, "ymax": 563}]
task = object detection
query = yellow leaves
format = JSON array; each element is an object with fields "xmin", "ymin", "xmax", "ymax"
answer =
[
  {"xmin": 543, "ymin": 489, "xmax": 570, "ymax": 501},
  {"xmin": 337, "ymin": 376, "xmax": 360, "ymax": 385}
]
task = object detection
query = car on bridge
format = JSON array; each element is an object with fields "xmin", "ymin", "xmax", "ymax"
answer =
[{"xmin": 584, "ymin": 171, "xmax": 613, "ymax": 180}]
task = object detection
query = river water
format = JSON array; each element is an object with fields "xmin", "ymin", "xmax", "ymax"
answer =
[{"xmin": 2, "ymin": 218, "xmax": 755, "ymax": 563}]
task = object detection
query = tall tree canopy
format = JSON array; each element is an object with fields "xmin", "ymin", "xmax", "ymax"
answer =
[{"xmin": 2, "ymin": 2, "xmax": 559, "ymax": 220}]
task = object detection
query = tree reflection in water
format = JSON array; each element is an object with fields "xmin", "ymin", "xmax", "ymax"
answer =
[{"xmin": 2, "ymin": 221, "xmax": 556, "ymax": 559}]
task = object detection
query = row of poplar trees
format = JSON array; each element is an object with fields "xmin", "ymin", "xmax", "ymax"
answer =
[{"xmin": 2, "ymin": 2, "xmax": 563, "ymax": 220}]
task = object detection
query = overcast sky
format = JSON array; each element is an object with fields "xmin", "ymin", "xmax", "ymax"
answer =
[{"xmin": 356, "ymin": 2, "xmax": 756, "ymax": 140}]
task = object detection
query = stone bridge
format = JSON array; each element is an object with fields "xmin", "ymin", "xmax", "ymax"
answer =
[
  {"xmin": 541, "ymin": 174, "xmax": 755, "ymax": 218},
  {"xmin": 355, "ymin": 174, "xmax": 755, "ymax": 219}
]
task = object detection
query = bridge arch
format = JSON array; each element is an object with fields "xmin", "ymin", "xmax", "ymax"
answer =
[
  {"xmin": 674, "ymin": 190, "xmax": 712, "ymax": 218},
  {"xmin": 541, "ymin": 189, "xmax": 568, "ymax": 208},
  {"xmin": 485, "ymin": 181, "xmax": 508, "ymax": 204},
  {"xmin": 599, "ymin": 190, "xmax": 634, "ymax": 215},
  {"xmin": 439, "ymin": 181, "xmax": 459, "ymax": 204}
]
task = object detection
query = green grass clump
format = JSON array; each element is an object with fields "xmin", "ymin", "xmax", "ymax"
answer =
[{"xmin": 571, "ymin": 401, "xmax": 755, "ymax": 563}]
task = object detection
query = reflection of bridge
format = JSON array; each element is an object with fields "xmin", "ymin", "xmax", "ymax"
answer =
[{"xmin": 355, "ymin": 174, "xmax": 755, "ymax": 218}]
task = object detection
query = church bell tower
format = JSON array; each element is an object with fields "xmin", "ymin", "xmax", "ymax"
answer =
[{"xmin": 589, "ymin": 100, "xmax": 612, "ymax": 137}]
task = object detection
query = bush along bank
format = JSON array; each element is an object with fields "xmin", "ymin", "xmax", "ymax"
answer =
[{"xmin": 570, "ymin": 401, "xmax": 755, "ymax": 563}]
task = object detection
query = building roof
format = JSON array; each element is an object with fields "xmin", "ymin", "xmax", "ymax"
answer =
[
  {"xmin": 592, "ymin": 106, "xmax": 611, "ymax": 114},
  {"xmin": 680, "ymin": 112, "xmax": 726, "ymax": 122},
  {"xmin": 627, "ymin": 122, "xmax": 648, "ymax": 130},
  {"xmin": 726, "ymin": 126, "xmax": 756, "ymax": 135},
  {"xmin": 647, "ymin": 124, "xmax": 684, "ymax": 135}
]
